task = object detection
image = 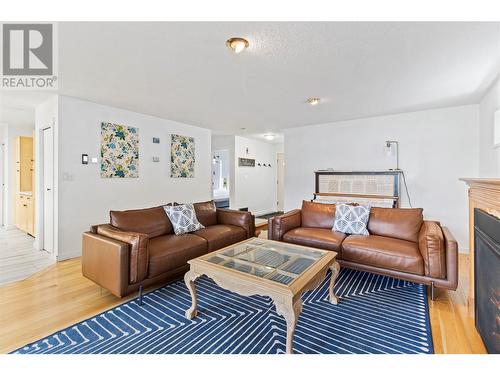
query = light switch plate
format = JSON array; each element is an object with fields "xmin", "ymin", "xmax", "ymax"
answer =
[{"xmin": 91, "ymin": 157, "xmax": 98, "ymax": 164}]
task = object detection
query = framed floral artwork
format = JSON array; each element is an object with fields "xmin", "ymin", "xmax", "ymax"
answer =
[
  {"xmin": 171, "ymin": 134, "xmax": 195, "ymax": 178},
  {"xmin": 100, "ymin": 122, "xmax": 139, "ymax": 178}
]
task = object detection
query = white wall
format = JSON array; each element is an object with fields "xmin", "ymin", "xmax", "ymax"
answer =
[
  {"xmin": 284, "ymin": 105, "xmax": 479, "ymax": 251},
  {"xmin": 478, "ymin": 76, "xmax": 500, "ymax": 176},
  {"xmin": 275, "ymin": 142, "xmax": 284, "ymax": 154},
  {"xmin": 234, "ymin": 136, "xmax": 277, "ymax": 216},
  {"xmin": 0, "ymin": 124, "xmax": 5, "ymax": 226},
  {"xmin": 57, "ymin": 96, "xmax": 212, "ymax": 260}
]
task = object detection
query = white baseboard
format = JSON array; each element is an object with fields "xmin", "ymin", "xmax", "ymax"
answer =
[
  {"xmin": 56, "ymin": 251, "xmax": 81, "ymax": 262},
  {"xmin": 33, "ymin": 239, "xmax": 41, "ymax": 250}
]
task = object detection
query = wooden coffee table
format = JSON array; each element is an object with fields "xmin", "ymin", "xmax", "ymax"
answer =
[{"xmin": 184, "ymin": 238, "xmax": 340, "ymax": 354}]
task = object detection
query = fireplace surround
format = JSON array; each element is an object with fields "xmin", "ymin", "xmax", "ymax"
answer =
[{"xmin": 474, "ymin": 208, "xmax": 500, "ymax": 353}]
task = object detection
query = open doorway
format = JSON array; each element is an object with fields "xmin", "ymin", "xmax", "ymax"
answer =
[
  {"xmin": 0, "ymin": 107, "xmax": 36, "ymax": 235},
  {"xmin": 0, "ymin": 95, "xmax": 55, "ymax": 284},
  {"xmin": 212, "ymin": 149, "xmax": 230, "ymax": 208}
]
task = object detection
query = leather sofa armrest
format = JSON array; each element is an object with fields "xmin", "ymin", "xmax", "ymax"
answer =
[
  {"xmin": 269, "ymin": 209, "xmax": 301, "ymax": 241},
  {"xmin": 441, "ymin": 226, "xmax": 459, "ymax": 290},
  {"xmin": 418, "ymin": 221, "xmax": 446, "ymax": 278},
  {"xmin": 217, "ymin": 209, "xmax": 254, "ymax": 238},
  {"xmin": 82, "ymin": 232, "xmax": 130, "ymax": 297},
  {"xmin": 96, "ymin": 224, "xmax": 149, "ymax": 285},
  {"xmin": 90, "ymin": 224, "xmax": 107, "ymax": 234}
]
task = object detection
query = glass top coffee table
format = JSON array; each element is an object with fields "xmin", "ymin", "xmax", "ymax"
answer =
[{"xmin": 184, "ymin": 238, "xmax": 340, "ymax": 354}]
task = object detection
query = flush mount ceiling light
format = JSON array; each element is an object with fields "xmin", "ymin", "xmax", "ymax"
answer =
[
  {"xmin": 306, "ymin": 97, "xmax": 321, "ymax": 106},
  {"xmin": 264, "ymin": 134, "xmax": 275, "ymax": 141},
  {"xmin": 226, "ymin": 37, "xmax": 249, "ymax": 54}
]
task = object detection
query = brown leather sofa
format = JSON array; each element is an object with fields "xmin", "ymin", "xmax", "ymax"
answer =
[
  {"xmin": 82, "ymin": 201, "xmax": 254, "ymax": 299},
  {"xmin": 268, "ymin": 201, "xmax": 458, "ymax": 298}
]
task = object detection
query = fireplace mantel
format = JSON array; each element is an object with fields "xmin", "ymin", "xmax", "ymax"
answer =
[{"xmin": 460, "ymin": 178, "xmax": 500, "ymax": 309}]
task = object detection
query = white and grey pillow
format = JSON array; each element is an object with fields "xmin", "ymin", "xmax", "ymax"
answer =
[
  {"xmin": 163, "ymin": 203, "xmax": 204, "ymax": 235},
  {"xmin": 333, "ymin": 204, "xmax": 371, "ymax": 235}
]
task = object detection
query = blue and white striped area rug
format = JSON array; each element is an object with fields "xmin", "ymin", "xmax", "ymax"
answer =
[{"xmin": 13, "ymin": 269, "xmax": 433, "ymax": 354}]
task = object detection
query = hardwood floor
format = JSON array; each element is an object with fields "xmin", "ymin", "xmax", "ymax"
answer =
[
  {"xmin": 0, "ymin": 253, "xmax": 486, "ymax": 354},
  {"xmin": 428, "ymin": 254, "xmax": 486, "ymax": 353},
  {"xmin": 0, "ymin": 227, "xmax": 54, "ymax": 285}
]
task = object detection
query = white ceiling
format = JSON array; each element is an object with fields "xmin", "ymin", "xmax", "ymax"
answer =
[
  {"xmin": 2, "ymin": 22, "xmax": 500, "ymax": 136},
  {"xmin": 0, "ymin": 92, "xmax": 47, "ymax": 127},
  {"xmin": 0, "ymin": 107, "xmax": 34, "ymax": 128}
]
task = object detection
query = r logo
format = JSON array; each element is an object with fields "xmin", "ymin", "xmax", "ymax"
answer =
[{"xmin": 2, "ymin": 24, "xmax": 53, "ymax": 75}]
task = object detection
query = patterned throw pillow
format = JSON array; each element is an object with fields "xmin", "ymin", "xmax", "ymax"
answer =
[
  {"xmin": 163, "ymin": 203, "xmax": 205, "ymax": 235},
  {"xmin": 333, "ymin": 204, "xmax": 371, "ymax": 235}
]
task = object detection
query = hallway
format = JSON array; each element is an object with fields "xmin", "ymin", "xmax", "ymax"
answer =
[{"xmin": 0, "ymin": 227, "xmax": 54, "ymax": 285}]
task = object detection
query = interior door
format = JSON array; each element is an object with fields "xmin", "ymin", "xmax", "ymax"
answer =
[
  {"xmin": 277, "ymin": 153, "xmax": 285, "ymax": 212},
  {"xmin": 42, "ymin": 127, "xmax": 54, "ymax": 253}
]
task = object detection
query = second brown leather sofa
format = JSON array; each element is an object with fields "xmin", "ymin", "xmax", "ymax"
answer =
[
  {"xmin": 82, "ymin": 201, "xmax": 254, "ymax": 298},
  {"xmin": 268, "ymin": 201, "xmax": 458, "ymax": 298}
]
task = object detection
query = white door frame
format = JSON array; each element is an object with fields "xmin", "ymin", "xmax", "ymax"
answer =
[
  {"xmin": 277, "ymin": 152, "xmax": 285, "ymax": 212},
  {"xmin": 37, "ymin": 125, "xmax": 55, "ymax": 255}
]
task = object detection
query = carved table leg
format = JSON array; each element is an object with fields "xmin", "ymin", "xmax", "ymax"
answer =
[
  {"xmin": 328, "ymin": 261, "xmax": 341, "ymax": 305},
  {"xmin": 275, "ymin": 298, "xmax": 303, "ymax": 354},
  {"xmin": 184, "ymin": 269, "xmax": 199, "ymax": 319}
]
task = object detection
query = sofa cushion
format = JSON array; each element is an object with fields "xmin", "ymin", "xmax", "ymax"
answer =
[
  {"xmin": 333, "ymin": 204, "xmax": 370, "ymax": 235},
  {"xmin": 110, "ymin": 206, "xmax": 172, "ymax": 238},
  {"xmin": 148, "ymin": 234, "xmax": 207, "ymax": 278},
  {"xmin": 163, "ymin": 203, "xmax": 205, "ymax": 235},
  {"xmin": 283, "ymin": 227, "xmax": 346, "ymax": 253},
  {"xmin": 193, "ymin": 200, "xmax": 218, "ymax": 227},
  {"xmin": 367, "ymin": 207, "xmax": 423, "ymax": 243},
  {"xmin": 193, "ymin": 224, "xmax": 247, "ymax": 252},
  {"xmin": 342, "ymin": 235, "xmax": 424, "ymax": 275},
  {"xmin": 301, "ymin": 201, "xmax": 336, "ymax": 229}
]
